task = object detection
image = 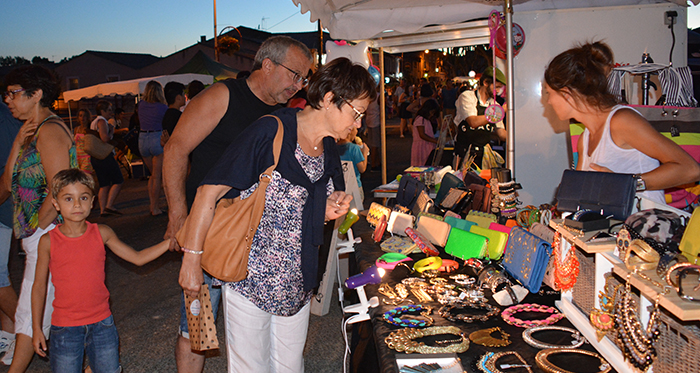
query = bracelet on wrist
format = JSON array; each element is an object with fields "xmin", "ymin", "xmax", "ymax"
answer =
[{"xmin": 182, "ymin": 248, "xmax": 204, "ymax": 255}]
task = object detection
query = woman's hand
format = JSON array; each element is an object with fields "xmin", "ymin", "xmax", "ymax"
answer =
[
  {"xmin": 325, "ymin": 191, "xmax": 353, "ymax": 221},
  {"xmin": 589, "ymin": 163, "xmax": 613, "ymax": 173},
  {"xmin": 179, "ymin": 254, "xmax": 204, "ymax": 298}
]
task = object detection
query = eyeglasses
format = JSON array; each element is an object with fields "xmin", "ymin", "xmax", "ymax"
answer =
[
  {"xmin": 339, "ymin": 96, "xmax": 365, "ymax": 122},
  {"xmin": 3, "ymin": 88, "xmax": 26, "ymax": 100},
  {"xmin": 276, "ymin": 62, "xmax": 309, "ymax": 87}
]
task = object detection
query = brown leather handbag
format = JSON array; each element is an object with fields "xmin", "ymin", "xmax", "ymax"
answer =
[
  {"xmin": 177, "ymin": 116, "xmax": 284, "ymax": 282},
  {"xmin": 462, "ymin": 183, "xmax": 492, "ymax": 213}
]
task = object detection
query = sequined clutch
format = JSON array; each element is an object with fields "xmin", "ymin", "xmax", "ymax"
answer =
[{"xmin": 502, "ymin": 227, "xmax": 552, "ymax": 293}]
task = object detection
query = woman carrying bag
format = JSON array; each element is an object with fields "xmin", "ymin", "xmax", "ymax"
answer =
[{"xmin": 178, "ymin": 57, "xmax": 377, "ymax": 372}]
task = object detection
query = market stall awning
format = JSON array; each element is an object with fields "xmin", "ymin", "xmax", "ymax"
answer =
[
  {"xmin": 62, "ymin": 73, "xmax": 214, "ymax": 102},
  {"xmin": 173, "ymin": 51, "xmax": 239, "ymax": 81},
  {"xmin": 293, "ymin": 0, "xmax": 696, "ymax": 41}
]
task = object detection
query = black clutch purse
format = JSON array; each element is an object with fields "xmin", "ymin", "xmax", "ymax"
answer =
[{"xmin": 555, "ymin": 169, "xmax": 636, "ymax": 221}]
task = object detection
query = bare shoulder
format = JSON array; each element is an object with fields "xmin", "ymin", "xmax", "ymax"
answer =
[{"xmin": 97, "ymin": 224, "xmax": 116, "ymax": 242}]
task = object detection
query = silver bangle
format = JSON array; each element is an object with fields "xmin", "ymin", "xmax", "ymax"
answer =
[
  {"xmin": 182, "ymin": 248, "xmax": 204, "ymax": 255},
  {"xmin": 522, "ymin": 326, "xmax": 585, "ymax": 349}
]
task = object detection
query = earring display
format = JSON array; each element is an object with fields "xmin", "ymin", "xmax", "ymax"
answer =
[{"xmin": 522, "ymin": 325, "xmax": 585, "ymax": 349}]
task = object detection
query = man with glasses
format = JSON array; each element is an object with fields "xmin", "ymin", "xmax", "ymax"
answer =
[{"xmin": 163, "ymin": 35, "xmax": 313, "ymax": 373}]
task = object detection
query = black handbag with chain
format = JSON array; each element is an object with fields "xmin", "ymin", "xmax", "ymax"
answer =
[{"xmin": 555, "ymin": 169, "xmax": 636, "ymax": 221}]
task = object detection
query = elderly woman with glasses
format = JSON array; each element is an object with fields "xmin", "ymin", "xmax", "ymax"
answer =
[
  {"xmin": 3, "ymin": 64, "xmax": 77, "ymax": 372},
  {"xmin": 178, "ymin": 57, "xmax": 376, "ymax": 372}
]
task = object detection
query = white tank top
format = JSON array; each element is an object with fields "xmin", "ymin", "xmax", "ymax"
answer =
[{"xmin": 580, "ymin": 105, "xmax": 665, "ymax": 204}]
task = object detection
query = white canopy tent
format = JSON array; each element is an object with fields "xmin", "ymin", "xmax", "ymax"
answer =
[
  {"xmin": 293, "ymin": 0, "xmax": 696, "ymax": 201},
  {"xmin": 62, "ymin": 73, "xmax": 214, "ymax": 102}
]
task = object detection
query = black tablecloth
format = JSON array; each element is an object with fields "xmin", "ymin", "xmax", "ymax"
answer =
[{"xmin": 347, "ymin": 219, "xmax": 615, "ymax": 373}]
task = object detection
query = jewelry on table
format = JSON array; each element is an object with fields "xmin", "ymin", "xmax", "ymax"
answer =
[
  {"xmin": 535, "ymin": 348, "xmax": 611, "ymax": 373},
  {"xmin": 657, "ymin": 251, "xmax": 688, "ymax": 280},
  {"xmin": 450, "ymin": 274, "xmax": 476, "ymax": 287},
  {"xmin": 395, "ymin": 283, "xmax": 409, "ymax": 299},
  {"xmin": 469, "ymin": 327, "xmax": 511, "ymax": 347},
  {"xmin": 501, "ymin": 303, "xmax": 564, "ymax": 328},
  {"xmin": 383, "ymin": 304, "xmax": 434, "ymax": 328},
  {"xmin": 553, "ymin": 232, "xmax": 580, "ymax": 291},
  {"xmin": 623, "ymin": 239, "xmax": 660, "ymax": 271},
  {"xmin": 677, "ymin": 265, "xmax": 700, "ymax": 302},
  {"xmin": 379, "ymin": 283, "xmax": 409, "ymax": 305},
  {"xmin": 384, "ymin": 326, "xmax": 469, "ymax": 354},
  {"xmin": 613, "ymin": 273, "xmax": 660, "ymax": 371},
  {"xmin": 665, "ymin": 260, "xmax": 695, "ymax": 291},
  {"xmin": 477, "ymin": 351, "xmax": 532, "ymax": 373},
  {"xmin": 401, "ymin": 277, "xmax": 426, "ymax": 287},
  {"xmin": 438, "ymin": 300, "xmax": 499, "ymax": 323},
  {"xmin": 589, "ymin": 273, "xmax": 620, "ymax": 341},
  {"xmin": 410, "ymin": 287, "xmax": 433, "ymax": 303},
  {"xmin": 522, "ymin": 325, "xmax": 585, "ymax": 349}
]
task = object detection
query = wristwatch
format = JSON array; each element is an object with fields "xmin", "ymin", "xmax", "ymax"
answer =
[{"xmin": 633, "ymin": 174, "xmax": 646, "ymax": 192}]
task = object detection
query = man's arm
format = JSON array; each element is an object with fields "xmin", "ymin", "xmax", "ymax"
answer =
[{"xmin": 162, "ymin": 83, "xmax": 229, "ymax": 249}]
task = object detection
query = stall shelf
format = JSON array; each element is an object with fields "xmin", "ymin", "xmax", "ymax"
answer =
[{"xmin": 550, "ymin": 220, "xmax": 700, "ymax": 373}]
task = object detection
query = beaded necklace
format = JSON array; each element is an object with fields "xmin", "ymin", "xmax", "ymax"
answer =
[
  {"xmin": 501, "ymin": 303, "xmax": 564, "ymax": 328},
  {"xmin": 383, "ymin": 304, "xmax": 433, "ymax": 328},
  {"xmin": 553, "ymin": 232, "xmax": 580, "ymax": 291}
]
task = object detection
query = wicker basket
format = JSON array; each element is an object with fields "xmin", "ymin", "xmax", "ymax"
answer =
[
  {"xmin": 571, "ymin": 250, "xmax": 596, "ymax": 316},
  {"xmin": 654, "ymin": 309, "xmax": 700, "ymax": 373}
]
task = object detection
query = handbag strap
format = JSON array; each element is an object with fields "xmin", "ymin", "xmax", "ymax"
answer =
[{"xmin": 259, "ymin": 115, "xmax": 285, "ymax": 180}]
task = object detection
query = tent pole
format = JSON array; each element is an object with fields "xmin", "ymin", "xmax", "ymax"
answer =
[
  {"xmin": 504, "ymin": 0, "xmax": 516, "ymax": 178},
  {"xmin": 379, "ymin": 47, "xmax": 387, "ymax": 186}
]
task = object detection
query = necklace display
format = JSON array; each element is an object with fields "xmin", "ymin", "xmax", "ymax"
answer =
[
  {"xmin": 535, "ymin": 348, "xmax": 611, "ymax": 373},
  {"xmin": 522, "ymin": 325, "xmax": 585, "ymax": 349},
  {"xmin": 553, "ymin": 232, "xmax": 580, "ymax": 291},
  {"xmin": 438, "ymin": 300, "xmax": 499, "ymax": 323},
  {"xmin": 589, "ymin": 273, "xmax": 620, "ymax": 341},
  {"xmin": 469, "ymin": 327, "xmax": 511, "ymax": 347},
  {"xmin": 383, "ymin": 304, "xmax": 434, "ymax": 328},
  {"xmin": 501, "ymin": 303, "xmax": 564, "ymax": 328},
  {"xmin": 384, "ymin": 326, "xmax": 470, "ymax": 354},
  {"xmin": 477, "ymin": 351, "xmax": 532, "ymax": 373},
  {"xmin": 613, "ymin": 273, "xmax": 661, "ymax": 371}
]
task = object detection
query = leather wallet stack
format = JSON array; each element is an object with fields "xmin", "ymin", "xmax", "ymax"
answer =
[
  {"xmin": 415, "ymin": 216, "xmax": 452, "ymax": 246},
  {"xmin": 465, "ymin": 211, "xmax": 498, "ymax": 228},
  {"xmin": 444, "ymin": 227, "xmax": 488, "ymax": 260},
  {"xmin": 502, "ymin": 227, "xmax": 552, "ymax": 293},
  {"xmin": 367, "ymin": 202, "xmax": 391, "ymax": 227},
  {"xmin": 470, "ymin": 225, "xmax": 508, "ymax": 260},
  {"xmin": 387, "ymin": 211, "xmax": 415, "ymax": 236}
]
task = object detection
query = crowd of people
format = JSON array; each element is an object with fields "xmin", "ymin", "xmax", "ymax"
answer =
[{"xmin": 0, "ymin": 36, "xmax": 698, "ymax": 373}]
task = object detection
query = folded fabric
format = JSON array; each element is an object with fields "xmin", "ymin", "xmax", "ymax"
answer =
[
  {"xmin": 387, "ymin": 211, "xmax": 415, "ymax": 236},
  {"xmin": 405, "ymin": 227, "xmax": 440, "ymax": 256},
  {"xmin": 415, "ymin": 216, "xmax": 451, "ymax": 246},
  {"xmin": 470, "ymin": 225, "xmax": 508, "ymax": 260},
  {"xmin": 444, "ymin": 227, "xmax": 488, "ymax": 260},
  {"xmin": 502, "ymin": 227, "xmax": 552, "ymax": 293}
]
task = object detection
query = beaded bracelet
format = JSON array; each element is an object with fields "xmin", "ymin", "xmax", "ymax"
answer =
[
  {"xmin": 182, "ymin": 248, "xmax": 204, "ymax": 255},
  {"xmin": 522, "ymin": 325, "xmax": 585, "ymax": 349},
  {"xmin": 477, "ymin": 351, "xmax": 532, "ymax": 373},
  {"xmin": 535, "ymin": 348, "xmax": 611, "ymax": 373},
  {"xmin": 501, "ymin": 303, "xmax": 564, "ymax": 328},
  {"xmin": 383, "ymin": 304, "xmax": 433, "ymax": 327},
  {"xmin": 438, "ymin": 300, "xmax": 499, "ymax": 323}
]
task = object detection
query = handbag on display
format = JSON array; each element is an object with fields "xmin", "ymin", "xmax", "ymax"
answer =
[
  {"xmin": 444, "ymin": 215, "xmax": 476, "ymax": 232},
  {"xmin": 439, "ymin": 188, "xmax": 473, "ymax": 212},
  {"xmin": 502, "ymin": 227, "xmax": 553, "ymax": 293},
  {"xmin": 395, "ymin": 174, "xmax": 429, "ymax": 210},
  {"xmin": 415, "ymin": 216, "xmax": 452, "ymax": 246},
  {"xmin": 444, "ymin": 227, "xmax": 488, "ymax": 260},
  {"xmin": 435, "ymin": 173, "xmax": 464, "ymax": 206},
  {"xmin": 555, "ymin": 169, "xmax": 636, "ymax": 221},
  {"xmin": 465, "ymin": 210, "xmax": 497, "ymax": 228},
  {"xmin": 176, "ymin": 116, "xmax": 283, "ymax": 282},
  {"xmin": 528, "ymin": 222, "xmax": 555, "ymax": 243},
  {"xmin": 367, "ymin": 202, "xmax": 392, "ymax": 228},
  {"xmin": 680, "ymin": 208, "xmax": 700, "ymax": 264},
  {"xmin": 83, "ymin": 133, "xmax": 115, "ymax": 160},
  {"xmin": 470, "ymin": 225, "xmax": 508, "ymax": 260},
  {"xmin": 412, "ymin": 190, "xmax": 434, "ymax": 216},
  {"xmin": 387, "ymin": 211, "xmax": 415, "ymax": 236},
  {"xmin": 184, "ymin": 286, "xmax": 219, "ymax": 351},
  {"xmin": 416, "ymin": 211, "xmax": 443, "ymax": 224},
  {"xmin": 462, "ymin": 183, "xmax": 492, "ymax": 213}
]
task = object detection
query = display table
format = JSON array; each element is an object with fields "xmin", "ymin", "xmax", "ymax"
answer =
[{"xmin": 349, "ymin": 219, "xmax": 606, "ymax": 373}]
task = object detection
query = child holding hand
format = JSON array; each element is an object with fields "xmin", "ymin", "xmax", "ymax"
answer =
[{"xmin": 31, "ymin": 169, "xmax": 169, "ymax": 372}]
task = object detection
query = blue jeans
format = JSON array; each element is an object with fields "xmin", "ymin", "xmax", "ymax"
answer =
[
  {"xmin": 50, "ymin": 315, "xmax": 121, "ymax": 373},
  {"xmin": 179, "ymin": 271, "xmax": 221, "ymax": 338}
]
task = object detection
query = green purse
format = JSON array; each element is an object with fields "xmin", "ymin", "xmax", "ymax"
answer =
[
  {"xmin": 469, "ymin": 225, "xmax": 508, "ymax": 260},
  {"xmin": 444, "ymin": 227, "xmax": 488, "ymax": 260}
]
